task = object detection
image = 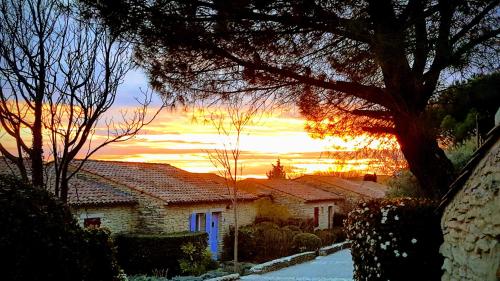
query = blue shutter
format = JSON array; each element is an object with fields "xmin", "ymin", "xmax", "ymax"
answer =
[
  {"xmin": 189, "ymin": 213, "xmax": 197, "ymax": 232},
  {"xmin": 205, "ymin": 212, "xmax": 212, "ymax": 234}
]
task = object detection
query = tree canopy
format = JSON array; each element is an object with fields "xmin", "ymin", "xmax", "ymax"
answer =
[
  {"xmin": 267, "ymin": 159, "xmax": 287, "ymax": 179},
  {"xmin": 82, "ymin": 0, "xmax": 500, "ymax": 198},
  {"xmin": 432, "ymin": 72, "xmax": 500, "ymax": 144}
]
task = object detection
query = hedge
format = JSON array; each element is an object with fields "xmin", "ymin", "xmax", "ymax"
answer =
[
  {"xmin": 222, "ymin": 220, "xmax": 341, "ymax": 263},
  {"xmin": 114, "ymin": 232, "xmax": 208, "ymax": 277},
  {"xmin": 0, "ymin": 175, "xmax": 122, "ymax": 281},
  {"xmin": 292, "ymin": 233, "xmax": 321, "ymax": 252},
  {"xmin": 345, "ymin": 198, "xmax": 443, "ymax": 281}
]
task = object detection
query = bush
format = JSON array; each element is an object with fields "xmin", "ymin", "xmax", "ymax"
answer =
[
  {"xmin": 345, "ymin": 198, "xmax": 443, "ymax": 281},
  {"xmin": 255, "ymin": 199, "xmax": 291, "ymax": 223},
  {"xmin": 222, "ymin": 221, "xmax": 301, "ymax": 263},
  {"xmin": 386, "ymin": 170, "xmax": 425, "ymax": 198},
  {"xmin": 331, "ymin": 226, "xmax": 347, "ymax": 242},
  {"xmin": 314, "ymin": 228, "xmax": 346, "ymax": 246},
  {"xmin": 114, "ymin": 232, "xmax": 208, "ymax": 277},
  {"xmin": 292, "ymin": 233, "xmax": 322, "ymax": 252},
  {"xmin": 0, "ymin": 175, "xmax": 122, "ymax": 281},
  {"xmin": 84, "ymin": 228, "xmax": 124, "ymax": 281},
  {"xmin": 314, "ymin": 229, "xmax": 335, "ymax": 246},
  {"xmin": 333, "ymin": 213, "xmax": 348, "ymax": 227},
  {"xmin": 178, "ymin": 242, "xmax": 217, "ymax": 276},
  {"xmin": 285, "ymin": 217, "xmax": 315, "ymax": 232},
  {"xmin": 445, "ymin": 137, "xmax": 477, "ymax": 170},
  {"xmin": 255, "ymin": 222, "xmax": 296, "ymax": 260}
]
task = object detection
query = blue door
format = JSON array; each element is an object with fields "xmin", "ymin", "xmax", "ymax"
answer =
[{"xmin": 205, "ymin": 212, "xmax": 220, "ymax": 259}]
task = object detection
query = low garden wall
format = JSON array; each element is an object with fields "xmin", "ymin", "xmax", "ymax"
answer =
[
  {"xmin": 248, "ymin": 241, "xmax": 351, "ymax": 275},
  {"xmin": 248, "ymin": 251, "xmax": 317, "ymax": 274}
]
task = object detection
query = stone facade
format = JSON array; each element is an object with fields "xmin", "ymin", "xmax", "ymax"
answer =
[
  {"xmin": 270, "ymin": 193, "xmax": 337, "ymax": 229},
  {"xmin": 440, "ymin": 137, "xmax": 500, "ymax": 281},
  {"xmin": 165, "ymin": 200, "xmax": 259, "ymax": 254},
  {"xmin": 67, "ymin": 167, "xmax": 260, "ymax": 258},
  {"xmin": 73, "ymin": 205, "xmax": 139, "ymax": 234}
]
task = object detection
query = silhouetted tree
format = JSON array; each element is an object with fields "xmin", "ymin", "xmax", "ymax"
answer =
[
  {"xmin": 267, "ymin": 159, "xmax": 286, "ymax": 179},
  {"xmin": 82, "ymin": 0, "xmax": 500, "ymax": 198},
  {"xmin": 0, "ymin": 0, "xmax": 160, "ymax": 201},
  {"xmin": 207, "ymin": 96, "xmax": 261, "ymax": 272}
]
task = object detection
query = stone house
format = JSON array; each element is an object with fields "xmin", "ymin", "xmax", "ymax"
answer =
[
  {"xmin": 294, "ymin": 175, "xmax": 388, "ymax": 213},
  {"xmin": 65, "ymin": 172, "xmax": 140, "ymax": 233},
  {"xmin": 438, "ymin": 124, "xmax": 500, "ymax": 281},
  {"xmin": 70, "ymin": 160, "xmax": 262, "ymax": 260},
  {"xmin": 0, "ymin": 158, "xmax": 140, "ymax": 233},
  {"xmin": 0, "ymin": 158, "xmax": 261, "ymax": 259},
  {"xmin": 240, "ymin": 179, "xmax": 343, "ymax": 229}
]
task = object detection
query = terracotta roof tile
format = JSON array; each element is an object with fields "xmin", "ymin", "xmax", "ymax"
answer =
[
  {"xmin": 240, "ymin": 179, "xmax": 342, "ymax": 202},
  {"xmin": 295, "ymin": 175, "xmax": 388, "ymax": 199},
  {"xmin": 0, "ymin": 158, "xmax": 137, "ymax": 206},
  {"xmin": 67, "ymin": 173, "xmax": 137, "ymax": 206},
  {"xmin": 76, "ymin": 160, "xmax": 258, "ymax": 204}
]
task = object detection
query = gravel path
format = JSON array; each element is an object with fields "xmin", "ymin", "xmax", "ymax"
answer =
[{"xmin": 240, "ymin": 249, "xmax": 354, "ymax": 281}]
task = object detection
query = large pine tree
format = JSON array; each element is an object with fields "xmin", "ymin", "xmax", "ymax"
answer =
[{"xmin": 82, "ymin": 0, "xmax": 500, "ymax": 198}]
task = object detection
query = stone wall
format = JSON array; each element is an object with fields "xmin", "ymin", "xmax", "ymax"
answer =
[
  {"xmin": 271, "ymin": 192, "xmax": 337, "ymax": 229},
  {"xmin": 73, "ymin": 205, "xmax": 139, "ymax": 234},
  {"xmin": 440, "ymin": 138, "xmax": 500, "ymax": 281},
  {"xmin": 165, "ymin": 200, "xmax": 259, "ymax": 255},
  {"xmin": 306, "ymin": 202, "xmax": 337, "ymax": 229}
]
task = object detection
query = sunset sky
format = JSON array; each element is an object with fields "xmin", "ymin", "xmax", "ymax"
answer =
[
  {"xmin": 1, "ymin": 68, "xmax": 401, "ymax": 178},
  {"xmin": 87, "ymin": 69, "xmax": 400, "ymax": 178}
]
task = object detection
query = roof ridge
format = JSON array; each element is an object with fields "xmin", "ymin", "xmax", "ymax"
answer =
[
  {"xmin": 74, "ymin": 158, "xmax": 177, "ymax": 168},
  {"xmin": 247, "ymin": 179, "xmax": 339, "ymax": 202},
  {"xmin": 297, "ymin": 176, "xmax": 370, "ymax": 197},
  {"xmin": 248, "ymin": 180, "xmax": 308, "ymax": 201}
]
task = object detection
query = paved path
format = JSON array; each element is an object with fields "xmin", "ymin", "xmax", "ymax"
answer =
[{"xmin": 240, "ymin": 249, "xmax": 354, "ymax": 281}]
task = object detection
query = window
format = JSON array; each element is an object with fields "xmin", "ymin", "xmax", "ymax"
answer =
[
  {"xmin": 84, "ymin": 217, "xmax": 101, "ymax": 229},
  {"xmin": 196, "ymin": 213, "xmax": 206, "ymax": 231},
  {"xmin": 314, "ymin": 207, "xmax": 319, "ymax": 227},
  {"xmin": 190, "ymin": 212, "xmax": 206, "ymax": 232},
  {"xmin": 328, "ymin": 206, "xmax": 333, "ymax": 229}
]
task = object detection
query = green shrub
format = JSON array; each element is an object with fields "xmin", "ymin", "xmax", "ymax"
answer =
[
  {"xmin": 445, "ymin": 137, "xmax": 477, "ymax": 170},
  {"xmin": 285, "ymin": 217, "xmax": 315, "ymax": 232},
  {"xmin": 314, "ymin": 229, "xmax": 339, "ymax": 246},
  {"xmin": 386, "ymin": 170, "xmax": 425, "ymax": 198},
  {"xmin": 255, "ymin": 223, "xmax": 293, "ymax": 260},
  {"xmin": 222, "ymin": 221, "xmax": 301, "ymax": 263},
  {"xmin": 0, "ymin": 174, "xmax": 122, "ymax": 281},
  {"xmin": 221, "ymin": 225, "xmax": 257, "ymax": 262},
  {"xmin": 178, "ymin": 242, "xmax": 216, "ymax": 276},
  {"xmin": 283, "ymin": 225, "xmax": 301, "ymax": 232},
  {"xmin": 333, "ymin": 213, "xmax": 348, "ymax": 227},
  {"xmin": 255, "ymin": 220, "xmax": 280, "ymax": 230},
  {"xmin": 114, "ymin": 232, "xmax": 208, "ymax": 277},
  {"xmin": 292, "ymin": 233, "xmax": 322, "ymax": 252},
  {"xmin": 331, "ymin": 226, "xmax": 347, "ymax": 242},
  {"xmin": 345, "ymin": 198, "xmax": 443, "ymax": 281},
  {"xmin": 255, "ymin": 199, "xmax": 291, "ymax": 223},
  {"xmin": 84, "ymin": 228, "xmax": 124, "ymax": 281}
]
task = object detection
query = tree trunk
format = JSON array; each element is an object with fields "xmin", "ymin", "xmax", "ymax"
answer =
[
  {"xmin": 31, "ymin": 100, "xmax": 44, "ymax": 189},
  {"xmin": 60, "ymin": 171, "xmax": 69, "ymax": 203},
  {"xmin": 233, "ymin": 198, "xmax": 239, "ymax": 273},
  {"xmin": 394, "ymin": 115, "xmax": 455, "ymax": 199}
]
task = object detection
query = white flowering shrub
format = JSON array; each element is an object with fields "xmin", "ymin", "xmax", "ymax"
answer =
[{"xmin": 345, "ymin": 198, "xmax": 443, "ymax": 281}]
